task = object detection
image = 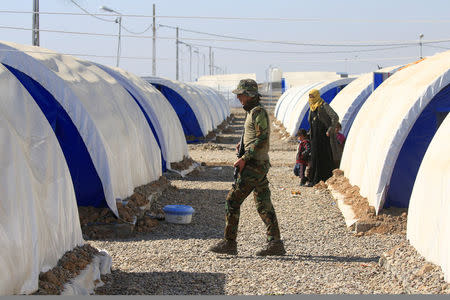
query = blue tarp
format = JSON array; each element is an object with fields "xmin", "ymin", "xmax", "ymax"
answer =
[
  {"xmin": 151, "ymin": 83, "xmax": 204, "ymax": 142},
  {"xmin": 95, "ymin": 65, "xmax": 166, "ymax": 172},
  {"xmin": 385, "ymin": 83, "xmax": 450, "ymax": 208},
  {"xmin": 4, "ymin": 63, "xmax": 106, "ymax": 207}
]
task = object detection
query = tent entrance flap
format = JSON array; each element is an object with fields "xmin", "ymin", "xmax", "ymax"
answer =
[
  {"xmin": 3, "ymin": 63, "xmax": 107, "ymax": 208},
  {"xmin": 385, "ymin": 83, "xmax": 450, "ymax": 208}
]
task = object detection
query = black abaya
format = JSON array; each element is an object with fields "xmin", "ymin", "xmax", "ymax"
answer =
[{"xmin": 309, "ymin": 109, "xmax": 335, "ymax": 185}]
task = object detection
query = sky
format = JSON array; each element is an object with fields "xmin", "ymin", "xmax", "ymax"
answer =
[{"xmin": 1, "ymin": 0, "xmax": 450, "ymax": 82}]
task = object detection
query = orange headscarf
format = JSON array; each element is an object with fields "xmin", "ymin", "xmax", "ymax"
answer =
[{"xmin": 308, "ymin": 89, "xmax": 324, "ymax": 112}]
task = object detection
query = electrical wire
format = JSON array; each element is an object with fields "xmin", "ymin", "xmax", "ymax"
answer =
[
  {"xmin": 3, "ymin": 25, "xmax": 450, "ymax": 51},
  {"xmin": 69, "ymin": 0, "xmax": 115, "ymax": 23},
  {"xmin": 179, "ymin": 42, "xmax": 415, "ymax": 54},
  {"xmin": 70, "ymin": 0, "xmax": 153, "ymax": 35},
  {"xmin": 0, "ymin": 48, "xmax": 172, "ymax": 60},
  {"xmin": 1, "ymin": 10, "xmax": 450, "ymax": 23}
]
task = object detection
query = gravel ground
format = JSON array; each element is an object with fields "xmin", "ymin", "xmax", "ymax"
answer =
[{"xmin": 87, "ymin": 108, "xmax": 449, "ymax": 295}]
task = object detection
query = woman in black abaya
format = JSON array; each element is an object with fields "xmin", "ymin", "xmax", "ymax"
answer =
[{"xmin": 307, "ymin": 89, "xmax": 339, "ymax": 186}]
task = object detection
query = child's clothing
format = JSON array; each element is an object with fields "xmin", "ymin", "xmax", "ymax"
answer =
[
  {"xmin": 331, "ymin": 131, "xmax": 346, "ymax": 168},
  {"xmin": 294, "ymin": 138, "xmax": 311, "ymax": 185},
  {"xmin": 336, "ymin": 132, "xmax": 346, "ymax": 145}
]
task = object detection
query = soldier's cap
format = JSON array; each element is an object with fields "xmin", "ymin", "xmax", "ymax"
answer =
[{"xmin": 232, "ymin": 79, "xmax": 260, "ymax": 97}]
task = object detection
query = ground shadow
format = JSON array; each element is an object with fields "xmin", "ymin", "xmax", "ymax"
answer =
[
  {"xmin": 225, "ymin": 254, "xmax": 380, "ymax": 264},
  {"xmin": 95, "ymin": 270, "xmax": 226, "ymax": 295}
]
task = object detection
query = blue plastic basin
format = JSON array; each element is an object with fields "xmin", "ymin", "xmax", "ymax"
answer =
[{"xmin": 162, "ymin": 205, "xmax": 195, "ymax": 215}]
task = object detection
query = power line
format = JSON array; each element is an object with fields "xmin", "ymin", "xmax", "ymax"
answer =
[
  {"xmin": 159, "ymin": 23, "xmax": 450, "ymax": 47},
  {"xmin": 1, "ymin": 10, "xmax": 450, "ymax": 23},
  {"xmin": 0, "ymin": 48, "xmax": 172, "ymax": 61},
  {"xmin": 69, "ymin": 0, "xmax": 153, "ymax": 35},
  {"xmin": 69, "ymin": 0, "xmax": 114, "ymax": 23},
  {"xmin": 3, "ymin": 25, "xmax": 450, "ymax": 49},
  {"xmin": 183, "ymin": 43, "xmax": 415, "ymax": 54}
]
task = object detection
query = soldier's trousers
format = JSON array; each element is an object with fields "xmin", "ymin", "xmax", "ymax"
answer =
[{"xmin": 224, "ymin": 160, "xmax": 281, "ymax": 242}]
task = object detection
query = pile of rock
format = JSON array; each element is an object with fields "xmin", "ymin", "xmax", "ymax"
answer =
[{"xmin": 78, "ymin": 176, "xmax": 171, "ymax": 239}]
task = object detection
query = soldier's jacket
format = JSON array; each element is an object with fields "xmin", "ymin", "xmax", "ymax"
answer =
[{"xmin": 242, "ymin": 102, "xmax": 270, "ymax": 162}]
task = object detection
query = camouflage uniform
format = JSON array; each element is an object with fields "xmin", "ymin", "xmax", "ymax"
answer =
[{"xmin": 224, "ymin": 79, "xmax": 281, "ymax": 242}]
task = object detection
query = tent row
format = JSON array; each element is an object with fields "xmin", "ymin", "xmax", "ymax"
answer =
[
  {"xmin": 0, "ymin": 41, "xmax": 229, "ymax": 295},
  {"xmin": 274, "ymin": 50, "xmax": 449, "ymax": 281},
  {"xmin": 333, "ymin": 51, "xmax": 449, "ymax": 281},
  {"xmin": 143, "ymin": 76, "xmax": 230, "ymax": 142},
  {"xmin": 274, "ymin": 77, "xmax": 355, "ymax": 136}
]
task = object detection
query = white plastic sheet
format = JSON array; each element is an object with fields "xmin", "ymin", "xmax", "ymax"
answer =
[
  {"xmin": 143, "ymin": 76, "xmax": 214, "ymax": 136},
  {"xmin": 407, "ymin": 114, "xmax": 450, "ymax": 282},
  {"xmin": 330, "ymin": 66, "xmax": 399, "ymax": 136},
  {"xmin": 340, "ymin": 50, "xmax": 450, "ymax": 213},
  {"xmin": 0, "ymin": 64, "xmax": 83, "ymax": 295},
  {"xmin": 275, "ymin": 78, "xmax": 354, "ymax": 136},
  {"xmin": 0, "ymin": 41, "xmax": 162, "ymax": 217},
  {"xmin": 94, "ymin": 63, "xmax": 188, "ymax": 169}
]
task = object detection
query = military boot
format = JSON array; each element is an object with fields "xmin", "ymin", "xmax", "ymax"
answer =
[
  {"xmin": 209, "ymin": 239, "xmax": 237, "ymax": 255},
  {"xmin": 256, "ymin": 240, "xmax": 286, "ymax": 256}
]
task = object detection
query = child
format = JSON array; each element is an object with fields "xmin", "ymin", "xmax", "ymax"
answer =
[
  {"xmin": 293, "ymin": 129, "xmax": 311, "ymax": 186},
  {"xmin": 331, "ymin": 122, "xmax": 346, "ymax": 168}
]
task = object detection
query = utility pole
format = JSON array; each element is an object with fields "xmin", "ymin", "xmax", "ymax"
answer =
[
  {"xmin": 176, "ymin": 27, "xmax": 179, "ymax": 80},
  {"xmin": 152, "ymin": 4, "xmax": 156, "ymax": 76},
  {"xmin": 419, "ymin": 33, "xmax": 424, "ymax": 59},
  {"xmin": 116, "ymin": 16, "xmax": 122, "ymax": 67},
  {"xmin": 188, "ymin": 44, "xmax": 192, "ymax": 81},
  {"xmin": 211, "ymin": 51, "xmax": 215, "ymax": 75},
  {"xmin": 202, "ymin": 53, "xmax": 206, "ymax": 76},
  {"xmin": 194, "ymin": 48, "xmax": 199, "ymax": 80},
  {"xmin": 209, "ymin": 46, "xmax": 212, "ymax": 75},
  {"xmin": 32, "ymin": 0, "xmax": 40, "ymax": 46}
]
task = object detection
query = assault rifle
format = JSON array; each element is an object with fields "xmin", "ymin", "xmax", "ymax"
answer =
[{"xmin": 233, "ymin": 131, "xmax": 245, "ymax": 186}]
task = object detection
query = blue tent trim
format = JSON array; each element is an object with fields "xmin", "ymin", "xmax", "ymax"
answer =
[
  {"xmin": 3, "ymin": 63, "xmax": 107, "ymax": 208},
  {"xmin": 299, "ymin": 85, "xmax": 347, "ymax": 131},
  {"xmin": 150, "ymin": 83, "xmax": 203, "ymax": 143},
  {"xmin": 124, "ymin": 89, "xmax": 166, "ymax": 172},
  {"xmin": 385, "ymin": 83, "xmax": 450, "ymax": 208},
  {"xmin": 94, "ymin": 64, "xmax": 166, "ymax": 171}
]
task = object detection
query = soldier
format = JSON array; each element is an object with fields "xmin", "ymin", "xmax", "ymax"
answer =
[{"xmin": 209, "ymin": 79, "xmax": 286, "ymax": 256}]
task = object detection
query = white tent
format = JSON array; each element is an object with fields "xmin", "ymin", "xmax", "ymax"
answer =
[
  {"xmin": 330, "ymin": 66, "xmax": 399, "ymax": 137},
  {"xmin": 188, "ymin": 83, "xmax": 222, "ymax": 128},
  {"xmin": 274, "ymin": 82, "xmax": 322, "ymax": 127},
  {"xmin": 143, "ymin": 76, "xmax": 213, "ymax": 137},
  {"xmin": 275, "ymin": 78, "xmax": 355, "ymax": 137},
  {"xmin": 407, "ymin": 114, "xmax": 450, "ymax": 282},
  {"xmin": 94, "ymin": 63, "xmax": 189, "ymax": 170},
  {"xmin": 193, "ymin": 84, "xmax": 230, "ymax": 122},
  {"xmin": 0, "ymin": 63, "xmax": 83, "ymax": 295},
  {"xmin": 196, "ymin": 73, "xmax": 256, "ymax": 108},
  {"xmin": 340, "ymin": 50, "xmax": 450, "ymax": 213},
  {"xmin": 0, "ymin": 41, "xmax": 162, "ymax": 217}
]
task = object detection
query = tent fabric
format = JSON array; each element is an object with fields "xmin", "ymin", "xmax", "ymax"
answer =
[
  {"xmin": 196, "ymin": 73, "xmax": 256, "ymax": 108},
  {"xmin": 407, "ymin": 114, "xmax": 450, "ymax": 282},
  {"xmin": 0, "ymin": 64, "xmax": 83, "ymax": 295},
  {"xmin": 330, "ymin": 66, "xmax": 399, "ymax": 137},
  {"xmin": 4, "ymin": 64, "xmax": 105, "ymax": 208},
  {"xmin": 188, "ymin": 84, "xmax": 222, "ymax": 128},
  {"xmin": 274, "ymin": 82, "xmax": 322, "ymax": 127},
  {"xmin": 385, "ymin": 83, "xmax": 450, "ymax": 208},
  {"xmin": 193, "ymin": 84, "xmax": 231, "ymax": 122},
  {"xmin": 340, "ymin": 50, "xmax": 450, "ymax": 213},
  {"xmin": 0, "ymin": 41, "xmax": 162, "ymax": 216},
  {"xmin": 274, "ymin": 78, "xmax": 354, "ymax": 137},
  {"xmin": 94, "ymin": 63, "xmax": 188, "ymax": 171},
  {"xmin": 151, "ymin": 83, "xmax": 203, "ymax": 139},
  {"xmin": 143, "ymin": 76, "xmax": 214, "ymax": 136}
]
